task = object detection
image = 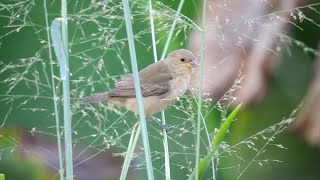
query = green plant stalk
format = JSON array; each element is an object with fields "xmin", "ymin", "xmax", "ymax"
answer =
[
  {"xmin": 122, "ymin": 0, "xmax": 154, "ymax": 179},
  {"xmin": 120, "ymin": 124, "xmax": 141, "ymax": 180},
  {"xmin": 188, "ymin": 104, "xmax": 241, "ymax": 179},
  {"xmin": 61, "ymin": 0, "xmax": 74, "ymax": 179},
  {"xmin": 198, "ymin": 2, "xmax": 216, "ymax": 180},
  {"xmin": 161, "ymin": 111, "xmax": 171, "ymax": 180},
  {"xmin": 195, "ymin": 0, "xmax": 207, "ymax": 179},
  {"xmin": 148, "ymin": 0, "xmax": 158, "ymax": 62},
  {"xmin": 158, "ymin": 0, "xmax": 186, "ymax": 178},
  {"xmin": 190, "ymin": 96, "xmax": 216, "ymax": 180},
  {"xmin": 148, "ymin": 0, "xmax": 171, "ymax": 179},
  {"xmin": 160, "ymin": 0, "xmax": 185, "ymax": 60},
  {"xmin": 200, "ymin": 107, "xmax": 216, "ymax": 180},
  {"xmin": 199, "ymin": 104, "xmax": 241, "ymax": 179},
  {"xmin": 157, "ymin": 1, "xmax": 186, "ymax": 178},
  {"xmin": 43, "ymin": 0, "xmax": 64, "ymax": 179}
]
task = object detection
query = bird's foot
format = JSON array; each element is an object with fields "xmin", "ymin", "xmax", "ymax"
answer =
[
  {"xmin": 159, "ymin": 124, "xmax": 172, "ymax": 134},
  {"xmin": 151, "ymin": 116, "xmax": 172, "ymax": 134}
]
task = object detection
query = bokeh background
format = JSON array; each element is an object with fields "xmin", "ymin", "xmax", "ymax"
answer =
[{"xmin": 1, "ymin": 0, "xmax": 320, "ymax": 179}]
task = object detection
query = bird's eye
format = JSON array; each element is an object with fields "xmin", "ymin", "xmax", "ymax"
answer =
[{"xmin": 180, "ymin": 58, "xmax": 185, "ymax": 62}]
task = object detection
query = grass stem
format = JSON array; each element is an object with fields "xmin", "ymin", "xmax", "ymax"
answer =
[
  {"xmin": 148, "ymin": 1, "xmax": 171, "ymax": 179},
  {"xmin": 160, "ymin": 0, "xmax": 185, "ymax": 60},
  {"xmin": 122, "ymin": 0, "xmax": 154, "ymax": 179},
  {"xmin": 120, "ymin": 123, "xmax": 141, "ymax": 180},
  {"xmin": 195, "ymin": 0, "xmax": 207, "ymax": 179},
  {"xmin": 61, "ymin": 0, "xmax": 74, "ymax": 179},
  {"xmin": 43, "ymin": 0, "xmax": 64, "ymax": 179}
]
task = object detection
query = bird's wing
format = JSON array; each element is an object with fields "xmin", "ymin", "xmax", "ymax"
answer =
[{"xmin": 109, "ymin": 61, "xmax": 172, "ymax": 97}]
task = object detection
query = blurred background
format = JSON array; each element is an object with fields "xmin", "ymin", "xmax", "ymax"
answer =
[{"xmin": 1, "ymin": 0, "xmax": 320, "ymax": 179}]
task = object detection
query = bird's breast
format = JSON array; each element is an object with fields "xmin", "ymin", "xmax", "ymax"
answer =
[{"xmin": 169, "ymin": 75, "xmax": 191, "ymax": 97}]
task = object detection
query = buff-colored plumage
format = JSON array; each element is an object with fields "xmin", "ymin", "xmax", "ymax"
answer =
[{"xmin": 82, "ymin": 49, "xmax": 196, "ymax": 118}]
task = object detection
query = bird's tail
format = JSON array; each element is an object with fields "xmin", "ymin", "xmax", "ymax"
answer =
[{"xmin": 81, "ymin": 92, "xmax": 109, "ymax": 103}]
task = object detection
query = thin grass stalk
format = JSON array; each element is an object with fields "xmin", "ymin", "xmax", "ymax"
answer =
[
  {"xmin": 188, "ymin": 97, "xmax": 216, "ymax": 180},
  {"xmin": 191, "ymin": 104, "xmax": 241, "ymax": 179},
  {"xmin": 198, "ymin": 2, "xmax": 216, "ymax": 176},
  {"xmin": 122, "ymin": 0, "xmax": 154, "ymax": 179},
  {"xmin": 61, "ymin": 0, "xmax": 74, "ymax": 179},
  {"xmin": 159, "ymin": 1, "xmax": 185, "ymax": 147},
  {"xmin": 148, "ymin": 0, "xmax": 171, "ymax": 179},
  {"xmin": 192, "ymin": 92, "xmax": 216, "ymax": 179},
  {"xmin": 195, "ymin": 0, "xmax": 207, "ymax": 179},
  {"xmin": 148, "ymin": 0, "xmax": 158, "ymax": 62},
  {"xmin": 120, "ymin": 123, "xmax": 141, "ymax": 180},
  {"xmin": 199, "ymin": 104, "xmax": 216, "ymax": 180},
  {"xmin": 158, "ymin": 1, "xmax": 186, "ymax": 178},
  {"xmin": 160, "ymin": 0, "xmax": 185, "ymax": 60},
  {"xmin": 160, "ymin": 112, "xmax": 171, "ymax": 180},
  {"xmin": 202, "ymin": 117, "xmax": 216, "ymax": 180},
  {"xmin": 43, "ymin": 0, "xmax": 64, "ymax": 179}
]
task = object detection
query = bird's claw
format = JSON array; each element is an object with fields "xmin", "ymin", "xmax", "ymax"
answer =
[
  {"xmin": 159, "ymin": 124, "xmax": 172, "ymax": 134},
  {"xmin": 151, "ymin": 116, "xmax": 173, "ymax": 134}
]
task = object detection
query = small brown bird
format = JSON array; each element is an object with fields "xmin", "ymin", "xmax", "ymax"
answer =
[{"xmin": 82, "ymin": 49, "xmax": 197, "ymax": 130}]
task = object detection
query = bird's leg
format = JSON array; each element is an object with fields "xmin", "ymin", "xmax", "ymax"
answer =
[{"xmin": 151, "ymin": 116, "xmax": 172, "ymax": 134}]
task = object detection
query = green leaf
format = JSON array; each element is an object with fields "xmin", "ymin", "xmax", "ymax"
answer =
[
  {"xmin": 212, "ymin": 104, "xmax": 242, "ymax": 147},
  {"xmin": 50, "ymin": 18, "xmax": 67, "ymax": 80},
  {"xmin": 190, "ymin": 104, "xmax": 242, "ymax": 180}
]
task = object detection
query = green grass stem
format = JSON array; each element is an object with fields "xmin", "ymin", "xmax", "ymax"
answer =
[
  {"xmin": 160, "ymin": 0, "xmax": 185, "ymax": 60},
  {"xmin": 195, "ymin": 0, "xmax": 207, "ymax": 179},
  {"xmin": 122, "ymin": 0, "xmax": 154, "ymax": 179},
  {"xmin": 148, "ymin": 0, "xmax": 171, "ymax": 179},
  {"xmin": 120, "ymin": 123, "xmax": 141, "ymax": 180},
  {"xmin": 44, "ymin": 0, "xmax": 64, "ymax": 178},
  {"xmin": 61, "ymin": 0, "xmax": 74, "ymax": 177},
  {"xmin": 189, "ymin": 104, "xmax": 241, "ymax": 179}
]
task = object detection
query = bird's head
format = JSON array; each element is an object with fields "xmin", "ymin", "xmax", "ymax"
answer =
[{"xmin": 167, "ymin": 49, "xmax": 197, "ymax": 72}]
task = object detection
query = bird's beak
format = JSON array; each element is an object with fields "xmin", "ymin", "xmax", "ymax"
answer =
[{"xmin": 190, "ymin": 59, "xmax": 197, "ymax": 68}]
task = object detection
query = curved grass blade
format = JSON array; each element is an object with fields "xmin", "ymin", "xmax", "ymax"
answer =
[
  {"xmin": 50, "ymin": 18, "xmax": 67, "ymax": 80},
  {"xmin": 189, "ymin": 104, "xmax": 242, "ymax": 180}
]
